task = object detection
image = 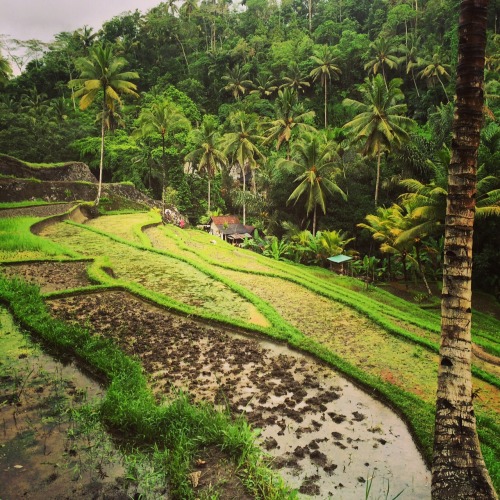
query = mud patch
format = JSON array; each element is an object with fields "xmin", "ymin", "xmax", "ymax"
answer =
[{"xmin": 1, "ymin": 261, "xmax": 92, "ymax": 293}]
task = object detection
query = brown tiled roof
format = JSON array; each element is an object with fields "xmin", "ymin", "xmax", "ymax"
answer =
[{"xmin": 211, "ymin": 215, "xmax": 240, "ymax": 225}]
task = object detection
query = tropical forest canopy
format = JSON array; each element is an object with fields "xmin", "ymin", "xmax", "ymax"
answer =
[{"xmin": 1, "ymin": 0, "xmax": 499, "ymax": 293}]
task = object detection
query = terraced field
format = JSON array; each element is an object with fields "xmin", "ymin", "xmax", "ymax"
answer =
[{"xmin": 2, "ymin": 210, "xmax": 499, "ymax": 497}]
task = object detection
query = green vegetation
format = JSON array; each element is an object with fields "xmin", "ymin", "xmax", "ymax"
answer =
[{"xmin": 0, "ymin": 217, "xmax": 79, "ymax": 260}]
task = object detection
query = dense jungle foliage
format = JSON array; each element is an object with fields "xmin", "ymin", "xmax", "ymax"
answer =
[{"xmin": 1, "ymin": 0, "xmax": 500, "ymax": 293}]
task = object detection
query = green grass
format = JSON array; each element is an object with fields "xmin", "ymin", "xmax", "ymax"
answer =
[
  {"xmin": 0, "ymin": 200, "xmax": 55, "ymax": 209},
  {"xmin": 0, "ymin": 153, "xmax": 70, "ymax": 168},
  {"xmin": 0, "ymin": 217, "xmax": 80, "ymax": 261}
]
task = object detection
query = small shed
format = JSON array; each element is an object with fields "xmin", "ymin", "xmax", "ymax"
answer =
[
  {"xmin": 210, "ymin": 216, "xmax": 255, "ymax": 243},
  {"xmin": 327, "ymin": 254, "xmax": 353, "ymax": 274}
]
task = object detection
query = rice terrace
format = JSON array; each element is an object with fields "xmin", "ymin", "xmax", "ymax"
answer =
[{"xmin": 0, "ymin": 152, "xmax": 498, "ymax": 499}]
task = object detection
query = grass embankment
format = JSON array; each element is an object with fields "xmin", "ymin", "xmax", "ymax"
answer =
[{"xmin": 34, "ymin": 214, "xmax": 499, "ymax": 490}]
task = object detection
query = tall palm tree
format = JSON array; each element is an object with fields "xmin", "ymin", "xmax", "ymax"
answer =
[
  {"xmin": 135, "ymin": 99, "xmax": 191, "ymax": 206},
  {"xmin": 281, "ymin": 62, "xmax": 311, "ymax": 94},
  {"xmin": 417, "ymin": 53, "xmax": 451, "ymax": 103},
  {"xmin": 249, "ymin": 73, "xmax": 278, "ymax": 99},
  {"xmin": 281, "ymin": 132, "xmax": 347, "ymax": 236},
  {"xmin": 405, "ymin": 34, "xmax": 421, "ymax": 97},
  {"xmin": 309, "ymin": 46, "xmax": 342, "ymax": 128},
  {"xmin": 364, "ymin": 37, "xmax": 403, "ymax": 88},
  {"xmin": 185, "ymin": 117, "xmax": 227, "ymax": 213},
  {"xmin": 342, "ymin": 75, "xmax": 415, "ymax": 206},
  {"xmin": 221, "ymin": 112, "xmax": 265, "ymax": 225},
  {"xmin": 432, "ymin": 1, "xmax": 497, "ymax": 497},
  {"xmin": 69, "ymin": 43, "xmax": 139, "ymax": 205},
  {"xmin": 221, "ymin": 64, "xmax": 252, "ymax": 101},
  {"xmin": 264, "ymin": 88, "xmax": 316, "ymax": 159}
]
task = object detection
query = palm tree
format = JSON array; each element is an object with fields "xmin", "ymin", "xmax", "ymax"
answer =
[
  {"xmin": 165, "ymin": 0, "xmax": 179, "ymax": 16},
  {"xmin": 249, "ymin": 73, "xmax": 278, "ymax": 98},
  {"xmin": 221, "ymin": 112, "xmax": 265, "ymax": 225},
  {"xmin": 309, "ymin": 46, "xmax": 342, "ymax": 128},
  {"xmin": 364, "ymin": 37, "xmax": 403, "ymax": 88},
  {"xmin": 221, "ymin": 64, "xmax": 252, "ymax": 101},
  {"xmin": 180, "ymin": 0, "xmax": 198, "ymax": 19},
  {"xmin": 0, "ymin": 51, "xmax": 12, "ymax": 87},
  {"xmin": 281, "ymin": 62, "xmax": 311, "ymax": 94},
  {"xmin": 405, "ymin": 34, "xmax": 421, "ymax": 97},
  {"xmin": 134, "ymin": 99, "xmax": 191, "ymax": 206},
  {"xmin": 185, "ymin": 117, "xmax": 227, "ymax": 213},
  {"xmin": 281, "ymin": 132, "xmax": 347, "ymax": 236},
  {"xmin": 417, "ymin": 53, "xmax": 451, "ymax": 102},
  {"xmin": 69, "ymin": 43, "xmax": 139, "ymax": 205},
  {"xmin": 342, "ymin": 75, "xmax": 415, "ymax": 206},
  {"xmin": 264, "ymin": 88, "xmax": 316, "ymax": 159},
  {"xmin": 432, "ymin": 1, "xmax": 497, "ymax": 497}
]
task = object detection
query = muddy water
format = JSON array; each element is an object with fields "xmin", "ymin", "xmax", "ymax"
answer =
[
  {"xmin": 0, "ymin": 306, "xmax": 127, "ymax": 499},
  {"xmin": 47, "ymin": 290, "xmax": 431, "ymax": 499},
  {"xmin": 254, "ymin": 337, "xmax": 430, "ymax": 498}
]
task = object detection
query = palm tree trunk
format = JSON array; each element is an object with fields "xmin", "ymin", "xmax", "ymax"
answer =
[
  {"xmin": 308, "ymin": 0, "xmax": 312, "ymax": 32},
  {"xmin": 324, "ymin": 80, "xmax": 328, "ymax": 128},
  {"xmin": 312, "ymin": 205, "xmax": 317, "ymax": 237},
  {"xmin": 411, "ymin": 68, "xmax": 421, "ymax": 97},
  {"xmin": 432, "ymin": 1, "xmax": 497, "ymax": 498},
  {"xmin": 95, "ymin": 98, "xmax": 106, "ymax": 206},
  {"xmin": 436, "ymin": 73, "xmax": 450, "ymax": 103},
  {"xmin": 415, "ymin": 242, "xmax": 432, "ymax": 296},
  {"xmin": 241, "ymin": 163, "xmax": 246, "ymax": 225},
  {"xmin": 374, "ymin": 149, "xmax": 382, "ymax": 207},
  {"xmin": 162, "ymin": 132, "xmax": 166, "ymax": 212},
  {"xmin": 208, "ymin": 178, "xmax": 211, "ymax": 214}
]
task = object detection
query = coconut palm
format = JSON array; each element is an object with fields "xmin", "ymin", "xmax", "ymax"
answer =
[
  {"xmin": 135, "ymin": 99, "xmax": 191, "ymax": 206},
  {"xmin": 417, "ymin": 53, "xmax": 451, "ymax": 102},
  {"xmin": 281, "ymin": 132, "xmax": 347, "ymax": 236},
  {"xmin": 221, "ymin": 112, "xmax": 265, "ymax": 224},
  {"xmin": 249, "ymin": 73, "xmax": 278, "ymax": 98},
  {"xmin": 281, "ymin": 62, "xmax": 311, "ymax": 94},
  {"xmin": 342, "ymin": 75, "xmax": 415, "ymax": 206},
  {"xmin": 309, "ymin": 46, "xmax": 342, "ymax": 128},
  {"xmin": 221, "ymin": 64, "xmax": 251, "ymax": 101},
  {"xmin": 69, "ymin": 43, "xmax": 139, "ymax": 205},
  {"xmin": 185, "ymin": 117, "xmax": 227, "ymax": 213},
  {"xmin": 264, "ymin": 88, "xmax": 316, "ymax": 159},
  {"xmin": 364, "ymin": 37, "xmax": 403, "ymax": 88}
]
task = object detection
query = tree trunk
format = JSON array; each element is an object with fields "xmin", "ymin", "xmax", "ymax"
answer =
[
  {"xmin": 312, "ymin": 205, "xmax": 317, "ymax": 237},
  {"xmin": 95, "ymin": 97, "xmax": 106, "ymax": 206},
  {"xmin": 374, "ymin": 149, "xmax": 381, "ymax": 207},
  {"xmin": 308, "ymin": 0, "xmax": 312, "ymax": 32},
  {"xmin": 162, "ymin": 132, "xmax": 166, "ymax": 213},
  {"xmin": 432, "ymin": 1, "xmax": 497, "ymax": 498},
  {"xmin": 241, "ymin": 163, "xmax": 246, "ymax": 226},
  {"xmin": 415, "ymin": 241, "xmax": 432, "ymax": 296},
  {"xmin": 324, "ymin": 79, "xmax": 328, "ymax": 128},
  {"xmin": 208, "ymin": 178, "xmax": 211, "ymax": 214},
  {"xmin": 436, "ymin": 73, "xmax": 450, "ymax": 103}
]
